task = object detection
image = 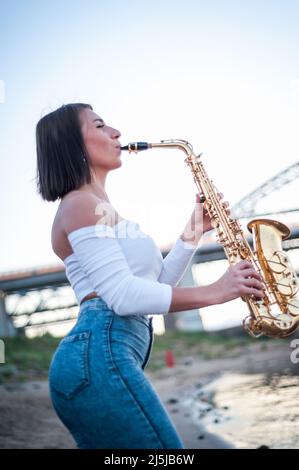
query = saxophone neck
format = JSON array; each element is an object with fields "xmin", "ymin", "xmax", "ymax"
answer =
[
  {"xmin": 152, "ymin": 139, "xmax": 194, "ymax": 157},
  {"xmin": 121, "ymin": 139, "xmax": 195, "ymax": 158}
]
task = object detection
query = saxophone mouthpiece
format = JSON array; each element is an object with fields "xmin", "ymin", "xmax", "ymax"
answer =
[{"xmin": 121, "ymin": 142, "xmax": 150, "ymax": 152}]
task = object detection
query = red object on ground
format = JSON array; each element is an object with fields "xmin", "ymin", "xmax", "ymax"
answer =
[{"xmin": 165, "ymin": 350, "xmax": 175, "ymax": 367}]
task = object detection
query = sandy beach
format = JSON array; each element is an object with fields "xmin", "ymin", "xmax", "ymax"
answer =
[{"xmin": 0, "ymin": 337, "xmax": 298, "ymax": 449}]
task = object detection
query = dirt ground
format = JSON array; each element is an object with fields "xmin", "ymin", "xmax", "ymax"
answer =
[{"xmin": 0, "ymin": 339, "xmax": 298, "ymax": 449}]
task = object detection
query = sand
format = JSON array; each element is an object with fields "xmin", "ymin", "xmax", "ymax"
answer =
[{"xmin": 0, "ymin": 338, "xmax": 298, "ymax": 449}]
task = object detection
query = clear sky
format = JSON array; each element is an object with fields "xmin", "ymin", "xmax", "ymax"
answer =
[{"xmin": 1, "ymin": 0, "xmax": 299, "ymax": 273}]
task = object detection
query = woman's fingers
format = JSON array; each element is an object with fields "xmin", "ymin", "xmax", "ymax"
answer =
[
  {"xmin": 243, "ymin": 277, "xmax": 264, "ymax": 290},
  {"xmin": 236, "ymin": 261, "xmax": 264, "ymax": 282},
  {"xmin": 223, "ymin": 201, "xmax": 230, "ymax": 215},
  {"xmin": 241, "ymin": 268, "xmax": 263, "ymax": 281},
  {"xmin": 196, "ymin": 192, "xmax": 230, "ymax": 215},
  {"xmin": 236, "ymin": 260, "xmax": 253, "ymax": 270},
  {"xmin": 196, "ymin": 192, "xmax": 206, "ymax": 203},
  {"xmin": 245, "ymin": 287, "xmax": 265, "ymax": 298}
]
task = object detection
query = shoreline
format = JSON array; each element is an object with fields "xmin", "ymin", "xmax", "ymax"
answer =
[
  {"xmin": 0, "ymin": 339, "xmax": 298, "ymax": 449},
  {"xmin": 145, "ymin": 338, "xmax": 299, "ymax": 449}
]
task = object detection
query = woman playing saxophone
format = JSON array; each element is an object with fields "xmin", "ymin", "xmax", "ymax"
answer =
[{"xmin": 36, "ymin": 104, "xmax": 264, "ymax": 449}]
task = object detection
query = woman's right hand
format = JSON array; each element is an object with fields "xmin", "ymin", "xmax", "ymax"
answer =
[{"xmin": 213, "ymin": 260, "xmax": 265, "ymax": 304}]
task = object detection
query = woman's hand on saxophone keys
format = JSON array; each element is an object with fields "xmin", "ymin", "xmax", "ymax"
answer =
[
  {"xmin": 198, "ymin": 192, "xmax": 230, "ymax": 233},
  {"xmin": 213, "ymin": 260, "xmax": 265, "ymax": 304},
  {"xmin": 180, "ymin": 192, "xmax": 230, "ymax": 246}
]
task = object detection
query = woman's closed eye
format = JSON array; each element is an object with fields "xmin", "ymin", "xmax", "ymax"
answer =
[{"xmin": 94, "ymin": 118, "xmax": 105, "ymax": 128}]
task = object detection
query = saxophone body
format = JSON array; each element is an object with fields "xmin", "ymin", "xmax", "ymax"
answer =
[{"xmin": 121, "ymin": 140, "xmax": 299, "ymax": 338}]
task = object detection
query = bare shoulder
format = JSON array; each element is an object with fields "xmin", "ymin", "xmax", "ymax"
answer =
[{"xmin": 59, "ymin": 191, "xmax": 119, "ymax": 235}]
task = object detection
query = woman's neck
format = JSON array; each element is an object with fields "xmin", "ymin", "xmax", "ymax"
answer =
[{"xmin": 82, "ymin": 181, "xmax": 110, "ymax": 203}]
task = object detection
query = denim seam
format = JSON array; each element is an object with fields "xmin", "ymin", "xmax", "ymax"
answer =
[
  {"xmin": 103, "ymin": 311, "xmax": 166, "ymax": 449},
  {"xmin": 141, "ymin": 319, "xmax": 154, "ymax": 370},
  {"xmin": 50, "ymin": 331, "xmax": 91, "ymax": 400},
  {"xmin": 80, "ymin": 306, "xmax": 109, "ymax": 315}
]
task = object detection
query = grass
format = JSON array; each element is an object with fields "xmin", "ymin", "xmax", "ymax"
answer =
[
  {"xmin": 0, "ymin": 329, "xmax": 276, "ymax": 383},
  {"xmin": 147, "ymin": 329, "xmax": 273, "ymax": 370},
  {"xmin": 0, "ymin": 334, "xmax": 60, "ymax": 383}
]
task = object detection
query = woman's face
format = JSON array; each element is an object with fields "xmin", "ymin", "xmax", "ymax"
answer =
[{"xmin": 80, "ymin": 107, "xmax": 122, "ymax": 171}]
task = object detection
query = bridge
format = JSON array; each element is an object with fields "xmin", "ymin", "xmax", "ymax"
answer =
[{"xmin": 1, "ymin": 161, "xmax": 299, "ymax": 336}]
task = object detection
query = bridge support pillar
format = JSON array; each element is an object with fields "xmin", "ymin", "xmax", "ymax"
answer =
[{"xmin": 0, "ymin": 294, "xmax": 17, "ymax": 337}]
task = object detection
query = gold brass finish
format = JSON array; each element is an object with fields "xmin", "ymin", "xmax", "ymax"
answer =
[{"xmin": 122, "ymin": 140, "xmax": 299, "ymax": 338}]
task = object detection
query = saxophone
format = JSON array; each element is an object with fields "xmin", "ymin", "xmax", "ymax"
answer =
[{"xmin": 121, "ymin": 140, "xmax": 299, "ymax": 338}]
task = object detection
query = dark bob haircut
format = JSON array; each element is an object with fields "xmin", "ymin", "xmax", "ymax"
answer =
[{"xmin": 36, "ymin": 103, "xmax": 93, "ymax": 201}]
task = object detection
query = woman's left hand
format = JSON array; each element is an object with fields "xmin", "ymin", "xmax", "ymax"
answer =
[
  {"xmin": 180, "ymin": 192, "xmax": 230, "ymax": 245},
  {"xmin": 196, "ymin": 192, "xmax": 230, "ymax": 233}
]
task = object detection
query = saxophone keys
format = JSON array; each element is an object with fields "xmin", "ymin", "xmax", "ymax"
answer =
[
  {"xmin": 277, "ymin": 278, "xmax": 298, "ymax": 296},
  {"xmin": 211, "ymin": 219, "xmax": 220, "ymax": 229},
  {"xmin": 243, "ymin": 316, "xmax": 263, "ymax": 337},
  {"xmin": 287, "ymin": 298, "xmax": 299, "ymax": 316},
  {"xmin": 273, "ymin": 313, "xmax": 294, "ymax": 330},
  {"xmin": 268, "ymin": 253, "xmax": 287, "ymax": 274},
  {"xmin": 239, "ymin": 248, "xmax": 250, "ymax": 259}
]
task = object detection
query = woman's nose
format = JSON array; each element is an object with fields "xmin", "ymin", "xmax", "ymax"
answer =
[{"xmin": 111, "ymin": 127, "xmax": 121, "ymax": 139}]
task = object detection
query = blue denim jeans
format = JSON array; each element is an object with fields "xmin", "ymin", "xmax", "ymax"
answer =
[{"xmin": 48, "ymin": 297, "xmax": 184, "ymax": 449}]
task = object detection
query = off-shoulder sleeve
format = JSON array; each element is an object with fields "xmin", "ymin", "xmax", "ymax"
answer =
[
  {"xmin": 68, "ymin": 225, "xmax": 173, "ymax": 316},
  {"xmin": 157, "ymin": 237, "xmax": 198, "ymax": 286}
]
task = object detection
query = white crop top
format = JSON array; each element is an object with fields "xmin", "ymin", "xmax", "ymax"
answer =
[{"xmin": 64, "ymin": 219, "xmax": 198, "ymax": 316}]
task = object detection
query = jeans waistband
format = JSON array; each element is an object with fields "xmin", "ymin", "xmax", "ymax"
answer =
[{"xmin": 80, "ymin": 293, "xmax": 101, "ymax": 305}]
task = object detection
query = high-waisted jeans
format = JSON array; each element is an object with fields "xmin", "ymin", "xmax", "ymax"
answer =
[{"xmin": 48, "ymin": 297, "xmax": 184, "ymax": 449}]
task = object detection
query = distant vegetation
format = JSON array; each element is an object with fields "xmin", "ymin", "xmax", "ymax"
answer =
[
  {"xmin": 0, "ymin": 329, "xmax": 275, "ymax": 383},
  {"xmin": 0, "ymin": 334, "xmax": 60, "ymax": 383}
]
